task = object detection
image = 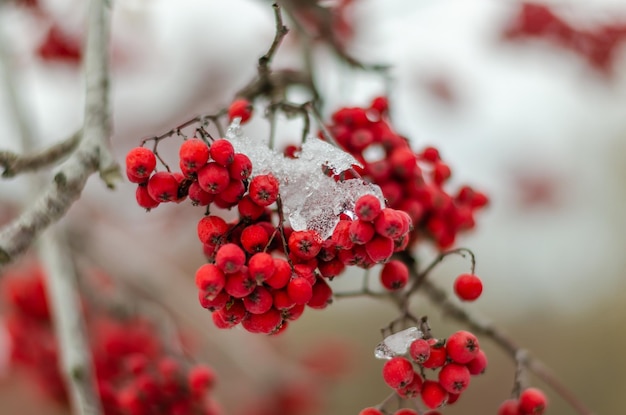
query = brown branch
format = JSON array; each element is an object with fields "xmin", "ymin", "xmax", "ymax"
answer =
[{"xmin": 0, "ymin": 131, "xmax": 81, "ymax": 178}]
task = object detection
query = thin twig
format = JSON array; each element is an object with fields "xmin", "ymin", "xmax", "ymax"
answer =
[
  {"xmin": 401, "ymin": 247, "xmax": 475, "ymax": 303},
  {"xmin": 258, "ymin": 3, "xmax": 289, "ymax": 78}
]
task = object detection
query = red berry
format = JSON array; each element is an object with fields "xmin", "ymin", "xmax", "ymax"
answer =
[
  {"xmin": 287, "ymin": 277, "xmax": 313, "ymax": 305},
  {"xmin": 390, "ymin": 147, "xmax": 418, "ymax": 178},
  {"xmin": 241, "ymin": 308, "xmax": 282, "ymax": 334},
  {"xmin": 199, "ymin": 289, "xmax": 229, "ymax": 311},
  {"xmin": 209, "ymin": 139, "xmax": 235, "ymax": 166},
  {"xmin": 195, "ymin": 264, "xmax": 225, "ymax": 298},
  {"xmin": 283, "ymin": 303, "xmax": 305, "ymax": 321},
  {"xmin": 219, "ymin": 179, "xmax": 246, "ymax": 204},
  {"xmin": 249, "ymin": 174, "xmax": 279, "ymax": 206},
  {"xmin": 228, "ymin": 99, "xmax": 253, "ymax": 123},
  {"xmin": 197, "ymin": 215, "xmax": 228, "ymax": 245},
  {"xmin": 349, "ymin": 219, "xmax": 375, "ymax": 244},
  {"xmin": 466, "ymin": 349, "xmax": 488, "ymax": 375},
  {"xmin": 370, "ymin": 96, "xmax": 389, "ymax": 115},
  {"xmin": 498, "ymin": 399, "xmax": 520, "ymax": 415},
  {"xmin": 147, "ymin": 171, "xmax": 179, "ymax": 202},
  {"xmin": 229, "ymin": 153, "xmax": 253, "ymax": 180},
  {"xmin": 135, "ymin": 185, "xmax": 160, "ymax": 210},
  {"xmin": 354, "ymin": 194, "xmax": 382, "ymax": 221},
  {"xmin": 380, "ymin": 260, "xmax": 409, "ymax": 291},
  {"xmin": 519, "ymin": 388, "xmax": 548, "ymax": 415},
  {"xmin": 382, "ymin": 356, "xmax": 414, "ymax": 389},
  {"xmin": 331, "ymin": 220, "xmax": 354, "ymax": 250},
  {"xmin": 188, "ymin": 181, "xmax": 214, "ymax": 206},
  {"xmin": 179, "ymin": 138, "xmax": 210, "ymax": 175},
  {"xmin": 394, "ymin": 409, "xmax": 419, "ymax": 415},
  {"xmin": 197, "ymin": 162, "xmax": 230, "ymax": 194},
  {"xmin": 243, "ymin": 286, "xmax": 273, "ymax": 314},
  {"xmin": 421, "ymin": 380, "xmax": 448, "ymax": 409},
  {"xmin": 446, "ymin": 331, "xmax": 480, "ymax": 364},
  {"xmin": 188, "ymin": 365, "xmax": 215, "ymax": 395},
  {"xmin": 364, "ymin": 234, "xmax": 394, "ymax": 263},
  {"xmin": 224, "ymin": 269, "xmax": 256, "ymax": 298},
  {"xmin": 409, "ymin": 338, "xmax": 431, "ymax": 363},
  {"xmin": 374, "ymin": 208, "xmax": 405, "ymax": 239},
  {"xmin": 215, "ymin": 300, "xmax": 246, "ymax": 326},
  {"xmin": 396, "ymin": 372, "xmax": 423, "ymax": 398},
  {"xmin": 215, "ymin": 243, "xmax": 246, "ymax": 274},
  {"xmin": 237, "ymin": 195, "xmax": 266, "ymax": 220},
  {"xmin": 288, "ymin": 230, "xmax": 322, "ymax": 260},
  {"xmin": 438, "ymin": 363, "xmax": 471, "ymax": 394},
  {"xmin": 272, "ymin": 289, "xmax": 296, "ymax": 310},
  {"xmin": 126, "ymin": 147, "xmax": 156, "ymax": 182},
  {"xmin": 454, "ymin": 273, "xmax": 483, "ymax": 301},
  {"xmin": 317, "ymin": 257, "xmax": 345, "ymax": 279},
  {"xmin": 421, "ymin": 146, "xmax": 440, "ymax": 162},
  {"xmin": 432, "ymin": 162, "xmax": 451, "ymax": 185},
  {"xmin": 422, "ymin": 339, "xmax": 447, "ymax": 369},
  {"xmin": 307, "ymin": 277, "xmax": 333, "ymax": 309},
  {"xmin": 265, "ymin": 258, "xmax": 292, "ymax": 289},
  {"xmin": 248, "ymin": 252, "xmax": 275, "ymax": 283},
  {"xmin": 240, "ymin": 224, "xmax": 270, "ymax": 253}
]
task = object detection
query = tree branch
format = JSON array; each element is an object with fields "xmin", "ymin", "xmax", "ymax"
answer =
[
  {"xmin": 0, "ymin": 0, "xmax": 120, "ymax": 269},
  {"xmin": 0, "ymin": 131, "xmax": 82, "ymax": 177},
  {"xmin": 38, "ymin": 227, "xmax": 103, "ymax": 415}
]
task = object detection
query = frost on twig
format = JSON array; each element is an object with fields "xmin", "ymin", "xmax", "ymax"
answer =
[
  {"xmin": 0, "ymin": 0, "xmax": 120, "ymax": 268},
  {"xmin": 227, "ymin": 120, "xmax": 384, "ymax": 239}
]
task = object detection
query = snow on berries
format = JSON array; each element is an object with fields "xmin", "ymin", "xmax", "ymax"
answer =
[{"xmin": 373, "ymin": 327, "xmax": 487, "ymax": 411}]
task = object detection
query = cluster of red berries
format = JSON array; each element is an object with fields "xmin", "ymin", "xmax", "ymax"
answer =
[
  {"xmin": 126, "ymin": 136, "xmax": 253, "ymax": 210},
  {"xmin": 325, "ymin": 97, "xmax": 488, "ymax": 250},
  {"xmin": 373, "ymin": 330, "xmax": 487, "ymax": 412},
  {"xmin": 196, "ymin": 190, "xmax": 411, "ymax": 335},
  {"xmin": 503, "ymin": 2, "xmax": 626, "ymax": 74},
  {"xmin": 498, "ymin": 388, "xmax": 548, "ymax": 415},
  {"xmin": 1, "ymin": 266, "xmax": 220, "ymax": 415},
  {"xmin": 127, "ymin": 98, "xmax": 417, "ymax": 334}
]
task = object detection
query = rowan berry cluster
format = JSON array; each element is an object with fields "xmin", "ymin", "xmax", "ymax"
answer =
[
  {"xmin": 324, "ymin": 97, "xmax": 488, "ymax": 250},
  {"xmin": 126, "ymin": 98, "xmax": 418, "ymax": 334},
  {"xmin": 196, "ymin": 189, "xmax": 411, "ymax": 335},
  {"xmin": 377, "ymin": 330, "xmax": 486, "ymax": 412},
  {"xmin": 1, "ymin": 266, "xmax": 220, "ymax": 415}
]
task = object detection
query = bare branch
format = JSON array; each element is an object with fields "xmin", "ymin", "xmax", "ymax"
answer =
[
  {"xmin": 0, "ymin": 0, "xmax": 120, "ymax": 268},
  {"xmin": 258, "ymin": 3, "xmax": 289, "ymax": 78},
  {"xmin": 38, "ymin": 227, "xmax": 103, "ymax": 415},
  {"xmin": 0, "ymin": 131, "xmax": 81, "ymax": 177}
]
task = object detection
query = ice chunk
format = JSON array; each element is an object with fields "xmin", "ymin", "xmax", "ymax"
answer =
[
  {"xmin": 374, "ymin": 327, "xmax": 424, "ymax": 360},
  {"xmin": 226, "ymin": 122, "xmax": 384, "ymax": 239}
]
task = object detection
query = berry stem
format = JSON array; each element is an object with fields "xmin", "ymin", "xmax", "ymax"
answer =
[{"xmin": 401, "ymin": 247, "xmax": 475, "ymax": 304}]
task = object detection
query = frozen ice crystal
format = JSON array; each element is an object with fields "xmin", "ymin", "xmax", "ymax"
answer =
[
  {"xmin": 226, "ymin": 122, "xmax": 386, "ymax": 239},
  {"xmin": 374, "ymin": 327, "xmax": 424, "ymax": 360}
]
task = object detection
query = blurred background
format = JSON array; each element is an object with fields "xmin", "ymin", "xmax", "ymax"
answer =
[{"xmin": 1, "ymin": 0, "xmax": 625, "ymax": 413}]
